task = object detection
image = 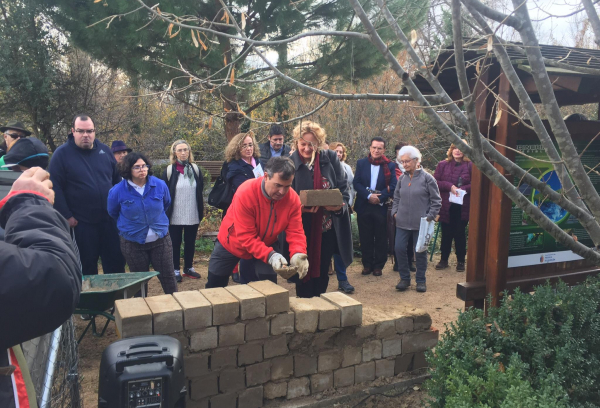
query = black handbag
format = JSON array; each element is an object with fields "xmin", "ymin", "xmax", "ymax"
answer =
[{"xmin": 208, "ymin": 161, "xmax": 234, "ymax": 210}]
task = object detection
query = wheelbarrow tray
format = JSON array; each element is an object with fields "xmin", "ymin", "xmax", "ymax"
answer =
[{"xmin": 76, "ymin": 272, "xmax": 159, "ymax": 312}]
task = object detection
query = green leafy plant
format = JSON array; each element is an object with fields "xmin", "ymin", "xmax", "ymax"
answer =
[{"xmin": 426, "ymin": 278, "xmax": 600, "ymax": 408}]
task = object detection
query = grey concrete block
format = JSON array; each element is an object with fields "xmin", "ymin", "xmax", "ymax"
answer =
[
  {"xmin": 382, "ymin": 335, "xmax": 402, "ymax": 357},
  {"xmin": 248, "ymin": 280, "xmax": 289, "ymax": 315},
  {"xmin": 287, "ymin": 377, "xmax": 310, "ymax": 399},
  {"xmin": 219, "ymin": 322, "xmax": 246, "ymax": 347},
  {"xmin": 270, "ymin": 312, "xmax": 294, "ymax": 336},
  {"xmin": 342, "ymin": 346, "xmax": 362, "ymax": 368},
  {"xmin": 395, "ymin": 316, "xmax": 414, "ymax": 334},
  {"xmin": 318, "ymin": 350, "xmax": 341, "ymax": 373},
  {"xmin": 211, "ymin": 346, "xmax": 237, "ymax": 370},
  {"xmin": 246, "ymin": 361, "xmax": 271, "ymax": 386},
  {"xmin": 263, "ymin": 335, "xmax": 288, "ymax": 359},
  {"xmin": 264, "ymin": 381, "xmax": 287, "ymax": 400},
  {"xmin": 199, "ymin": 288, "xmax": 239, "ymax": 325},
  {"xmin": 173, "ymin": 291, "xmax": 212, "ymax": 330},
  {"xmin": 362, "ymin": 339, "xmax": 382, "ymax": 362},
  {"xmin": 375, "ymin": 320, "xmax": 396, "ymax": 339},
  {"xmin": 333, "ymin": 367, "xmax": 354, "ymax": 388},
  {"xmin": 271, "ymin": 355, "xmax": 293, "ymax": 381},
  {"xmin": 412, "ymin": 311, "xmax": 432, "ymax": 331},
  {"xmin": 190, "ymin": 327, "xmax": 218, "ymax": 351},
  {"xmin": 375, "ymin": 359, "xmax": 395, "ymax": 378},
  {"xmin": 226, "ymin": 285, "xmax": 266, "ymax": 320},
  {"xmin": 219, "ymin": 368, "xmax": 246, "ymax": 393},
  {"xmin": 210, "ymin": 393, "xmax": 237, "ymax": 408},
  {"xmin": 289, "ymin": 298, "xmax": 319, "ymax": 333},
  {"xmin": 402, "ymin": 329, "xmax": 438, "ymax": 354},
  {"xmin": 310, "ymin": 372, "xmax": 333, "ymax": 393},
  {"xmin": 294, "ymin": 354, "xmax": 317, "ymax": 377},
  {"xmin": 320, "ymin": 292, "xmax": 362, "ymax": 327},
  {"xmin": 115, "ymin": 298, "xmax": 153, "ymax": 339},
  {"xmin": 246, "ymin": 318, "xmax": 270, "ymax": 341},
  {"xmin": 238, "ymin": 342, "xmax": 263, "ymax": 366},
  {"xmin": 190, "ymin": 373, "xmax": 218, "ymax": 400},
  {"xmin": 354, "ymin": 361, "xmax": 375, "ymax": 383},
  {"xmin": 184, "ymin": 352, "xmax": 209, "ymax": 378},
  {"xmin": 239, "ymin": 386, "xmax": 263, "ymax": 408},
  {"xmin": 145, "ymin": 294, "xmax": 184, "ymax": 334}
]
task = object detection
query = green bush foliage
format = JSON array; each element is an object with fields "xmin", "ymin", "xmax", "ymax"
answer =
[{"xmin": 425, "ymin": 278, "xmax": 600, "ymax": 408}]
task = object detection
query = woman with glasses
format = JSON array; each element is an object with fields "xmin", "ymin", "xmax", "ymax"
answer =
[
  {"xmin": 288, "ymin": 121, "xmax": 352, "ymax": 298},
  {"xmin": 162, "ymin": 140, "xmax": 204, "ymax": 283},
  {"xmin": 0, "ymin": 121, "xmax": 31, "ymax": 170},
  {"xmin": 391, "ymin": 146, "xmax": 441, "ymax": 293},
  {"xmin": 224, "ymin": 131, "xmax": 261, "ymax": 283},
  {"xmin": 108, "ymin": 153, "xmax": 178, "ymax": 294}
]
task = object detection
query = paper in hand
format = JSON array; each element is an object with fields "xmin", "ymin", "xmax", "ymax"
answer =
[
  {"xmin": 449, "ymin": 189, "xmax": 467, "ymax": 205},
  {"xmin": 253, "ymin": 164, "xmax": 265, "ymax": 178}
]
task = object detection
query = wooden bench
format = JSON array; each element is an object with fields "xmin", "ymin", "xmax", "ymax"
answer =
[{"xmin": 196, "ymin": 161, "xmax": 223, "ymax": 182}]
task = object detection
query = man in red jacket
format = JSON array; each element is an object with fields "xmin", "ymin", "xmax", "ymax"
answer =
[{"xmin": 206, "ymin": 157, "xmax": 309, "ymax": 288}]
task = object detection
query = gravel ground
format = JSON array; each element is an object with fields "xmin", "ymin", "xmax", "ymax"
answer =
[{"xmin": 75, "ymin": 253, "xmax": 465, "ymax": 407}]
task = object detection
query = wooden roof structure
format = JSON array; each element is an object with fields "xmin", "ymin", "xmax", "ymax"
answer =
[
  {"xmin": 405, "ymin": 38, "xmax": 600, "ymax": 106},
  {"xmin": 406, "ymin": 38, "xmax": 600, "ymax": 309}
]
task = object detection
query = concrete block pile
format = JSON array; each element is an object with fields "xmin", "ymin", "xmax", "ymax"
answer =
[{"xmin": 114, "ymin": 281, "xmax": 438, "ymax": 408}]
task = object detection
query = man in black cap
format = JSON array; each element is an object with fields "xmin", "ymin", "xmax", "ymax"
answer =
[
  {"xmin": 111, "ymin": 140, "xmax": 132, "ymax": 163},
  {"xmin": 2, "ymin": 137, "xmax": 49, "ymax": 171},
  {"xmin": 0, "ymin": 121, "xmax": 31, "ymax": 169}
]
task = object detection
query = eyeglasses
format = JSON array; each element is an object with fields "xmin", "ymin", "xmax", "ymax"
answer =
[
  {"xmin": 175, "ymin": 148, "xmax": 189, "ymax": 153},
  {"xmin": 241, "ymin": 143, "xmax": 254, "ymax": 149},
  {"xmin": 132, "ymin": 164, "xmax": 150, "ymax": 171},
  {"xmin": 74, "ymin": 129, "xmax": 95, "ymax": 134},
  {"xmin": 5, "ymin": 132, "xmax": 22, "ymax": 139},
  {"xmin": 399, "ymin": 159, "xmax": 416, "ymax": 165}
]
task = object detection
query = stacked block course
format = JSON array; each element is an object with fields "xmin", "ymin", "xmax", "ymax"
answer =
[{"xmin": 115, "ymin": 281, "xmax": 438, "ymax": 408}]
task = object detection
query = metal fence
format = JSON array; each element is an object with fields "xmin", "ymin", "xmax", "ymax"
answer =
[{"xmin": 21, "ymin": 317, "xmax": 82, "ymax": 408}]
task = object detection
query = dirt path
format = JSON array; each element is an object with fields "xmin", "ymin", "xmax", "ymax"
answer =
[{"xmin": 75, "ymin": 253, "xmax": 464, "ymax": 407}]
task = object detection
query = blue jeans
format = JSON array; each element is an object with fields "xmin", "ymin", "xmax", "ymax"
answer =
[
  {"xmin": 395, "ymin": 228, "xmax": 427, "ymax": 284},
  {"xmin": 333, "ymin": 254, "xmax": 348, "ymax": 282}
]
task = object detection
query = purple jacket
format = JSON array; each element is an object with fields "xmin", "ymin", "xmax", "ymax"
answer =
[{"xmin": 433, "ymin": 160, "xmax": 472, "ymax": 223}]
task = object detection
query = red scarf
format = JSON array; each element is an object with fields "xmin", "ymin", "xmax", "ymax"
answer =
[
  {"xmin": 305, "ymin": 153, "xmax": 324, "ymax": 282},
  {"xmin": 368, "ymin": 153, "xmax": 391, "ymax": 188},
  {"xmin": 175, "ymin": 162, "xmax": 185, "ymax": 174}
]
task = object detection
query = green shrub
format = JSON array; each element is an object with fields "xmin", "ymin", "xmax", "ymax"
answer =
[
  {"xmin": 180, "ymin": 237, "xmax": 215, "ymax": 257},
  {"xmin": 426, "ymin": 278, "xmax": 600, "ymax": 408},
  {"xmin": 351, "ymin": 213, "xmax": 361, "ymax": 256}
]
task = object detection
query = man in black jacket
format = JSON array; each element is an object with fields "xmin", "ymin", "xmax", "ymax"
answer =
[
  {"xmin": 0, "ymin": 167, "xmax": 81, "ymax": 408},
  {"xmin": 258, "ymin": 124, "xmax": 291, "ymax": 169},
  {"xmin": 49, "ymin": 114, "xmax": 125, "ymax": 275}
]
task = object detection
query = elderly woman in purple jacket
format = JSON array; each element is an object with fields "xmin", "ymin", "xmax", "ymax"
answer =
[{"xmin": 433, "ymin": 142, "xmax": 472, "ymax": 272}]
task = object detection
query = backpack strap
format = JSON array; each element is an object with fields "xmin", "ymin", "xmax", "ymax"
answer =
[
  {"xmin": 167, "ymin": 164, "xmax": 173, "ymax": 181},
  {"xmin": 191, "ymin": 163, "xmax": 200, "ymax": 178}
]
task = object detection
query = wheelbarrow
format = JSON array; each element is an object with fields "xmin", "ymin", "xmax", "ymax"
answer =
[{"xmin": 74, "ymin": 272, "xmax": 159, "ymax": 343}]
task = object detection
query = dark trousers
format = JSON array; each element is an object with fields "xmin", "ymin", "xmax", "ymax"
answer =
[
  {"xmin": 120, "ymin": 234, "xmax": 178, "ymax": 295},
  {"xmin": 395, "ymin": 228, "xmax": 428, "ymax": 283},
  {"xmin": 357, "ymin": 206, "xmax": 388, "ymax": 270},
  {"xmin": 74, "ymin": 216, "xmax": 125, "ymax": 275},
  {"xmin": 169, "ymin": 224, "xmax": 199, "ymax": 270},
  {"xmin": 206, "ymin": 240, "xmax": 277, "ymax": 288},
  {"xmin": 295, "ymin": 228, "xmax": 336, "ymax": 298},
  {"xmin": 440, "ymin": 204, "xmax": 468, "ymax": 263}
]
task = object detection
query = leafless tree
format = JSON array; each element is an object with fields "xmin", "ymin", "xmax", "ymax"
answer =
[{"xmin": 96, "ymin": 0, "xmax": 600, "ymax": 265}]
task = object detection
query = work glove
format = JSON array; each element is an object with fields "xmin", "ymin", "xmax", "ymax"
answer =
[
  {"xmin": 269, "ymin": 252, "xmax": 288, "ymax": 270},
  {"xmin": 291, "ymin": 253, "xmax": 309, "ymax": 279}
]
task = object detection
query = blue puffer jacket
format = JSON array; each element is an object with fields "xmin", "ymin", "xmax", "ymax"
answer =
[{"xmin": 107, "ymin": 176, "xmax": 171, "ymax": 244}]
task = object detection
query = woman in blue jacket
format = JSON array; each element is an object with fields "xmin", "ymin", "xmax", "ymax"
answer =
[{"xmin": 108, "ymin": 152, "xmax": 177, "ymax": 294}]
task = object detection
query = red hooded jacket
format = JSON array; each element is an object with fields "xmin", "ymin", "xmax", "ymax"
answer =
[{"xmin": 217, "ymin": 177, "xmax": 306, "ymax": 263}]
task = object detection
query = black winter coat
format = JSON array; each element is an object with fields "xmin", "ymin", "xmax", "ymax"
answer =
[
  {"xmin": 0, "ymin": 192, "xmax": 81, "ymax": 408},
  {"xmin": 289, "ymin": 150, "xmax": 354, "ymax": 268},
  {"xmin": 226, "ymin": 158, "xmax": 255, "ymax": 193},
  {"xmin": 48, "ymin": 134, "xmax": 121, "ymax": 224},
  {"xmin": 161, "ymin": 164, "xmax": 205, "ymax": 221}
]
